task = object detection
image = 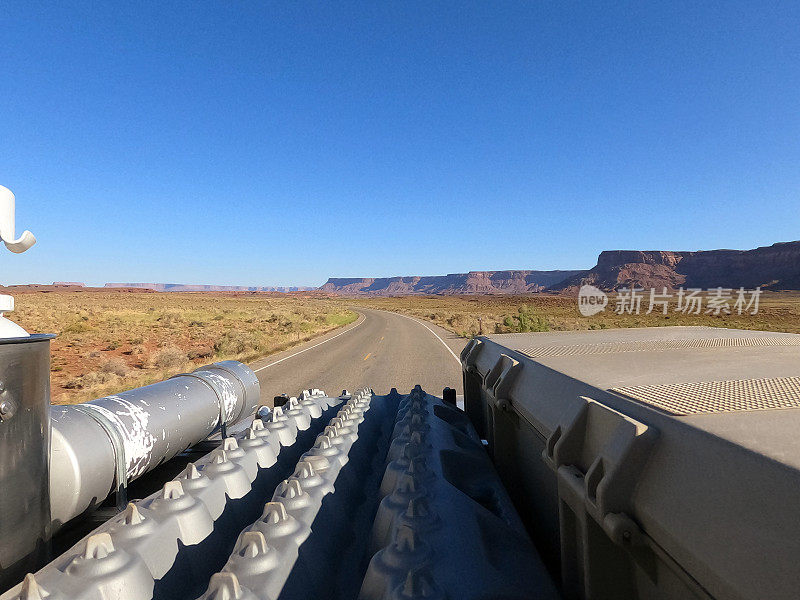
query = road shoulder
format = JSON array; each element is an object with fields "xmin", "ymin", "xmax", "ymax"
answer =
[{"xmin": 248, "ymin": 311, "xmax": 366, "ymax": 372}]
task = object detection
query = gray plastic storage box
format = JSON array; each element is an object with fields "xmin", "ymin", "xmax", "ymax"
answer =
[{"xmin": 461, "ymin": 326, "xmax": 800, "ymax": 600}]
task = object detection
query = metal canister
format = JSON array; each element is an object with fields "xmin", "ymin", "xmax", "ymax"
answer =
[{"xmin": 0, "ymin": 334, "xmax": 53, "ymax": 591}]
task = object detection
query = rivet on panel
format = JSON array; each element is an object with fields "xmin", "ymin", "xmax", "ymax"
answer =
[
  {"xmin": 205, "ymin": 572, "xmax": 245, "ymax": 600},
  {"xmin": 18, "ymin": 574, "xmax": 48, "ymax": 600},
  {"xmin": 123, "ymin": 502, "xmax": 145, "ymax": 525},
  {"xmin": 314, "ymin": 435, "xmax": 332, "ymax": 449},
  {"xmin": 184, "ymin": 463, "xmax": 202, "ymax": 480},
  {"xmin": 405, "ymin": 497, "xmax": 430, "ymax": 518},
  {"xmin": 396, "ymin": 474, "xmax": 419, "ymax": 495},
  {"xmin": 83, "ymin": 532, "xmax": 115, "ymax": 559},
  {"xmin": 394, "ymin": 525, "xmax": 422, "ymax": 554},
  {"xmin": 238, "ymin": 531, "xmax": 270, "ymax": 559},
  {"xmin": 162, "ymin": 480, "xmax": 185, "ymax": 500},
  {"xmin": 261, "ymin": 501, "xmax": 289, "ymax": 524},
  {"xmin": 293, "ymin": 460, "xmax": 316, "ymax": 480},
  {"xmin": 397, "ymin": 566, "xmax": 443, "ymax": 599},
  {"xmin": 275, "ymin": 478, "xmax": 304, "ymax": 499}
]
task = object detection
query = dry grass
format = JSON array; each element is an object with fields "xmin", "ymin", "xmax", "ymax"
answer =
[
  {"xmin": 352, "ymin": 292, "xmax": 800, "ymax": 338},
  {"xmin": 11, "ymin": 291, "xmax": 356, "ymax": 404}
]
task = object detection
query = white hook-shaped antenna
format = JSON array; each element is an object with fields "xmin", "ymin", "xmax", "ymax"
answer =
[
  {"xmin": 0, "ymin": 185, "xmax": 36, "ymax": 253},
  {"xmin": 0, "ymin": 185, "xmax": 34, "ymax": 337}
]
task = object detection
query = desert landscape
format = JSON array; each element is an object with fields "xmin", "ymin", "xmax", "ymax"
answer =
[
  {"xmin": 9, "ymin": 289, "xmax": 356, "ymax": 404},
  {"xmin": 7, "ymin": 239, "xmax": 800, "ymax": 403},
  {"xmin": 353, "ymin": 292, "xmax": 800, "ymax": 337},
  {"xmin": 3, "ymin": 6, "xmax": 799, "ymax": 595},
  {"xmin": 10, "ymin": 286, "xmax": 800, "ymax": 404}
]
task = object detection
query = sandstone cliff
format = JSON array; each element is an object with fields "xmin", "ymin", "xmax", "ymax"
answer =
[
  {"xmin": 320, "ymin": 270, "xmax": 583, "ymax": 295},
  {"xmin": 552, "ymin": 241, "xmax": 800, "ymax": 292}
]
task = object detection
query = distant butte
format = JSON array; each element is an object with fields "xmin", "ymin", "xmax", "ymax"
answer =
[
  {"xmin": 550, "ymin": 241, "xmax": 800, "ymax": 293},
  {"xmin": 321, "ymin": 240, "xmax": 800, "ymax": 295},
  {"xmin": 103, "ymin": 283, "xmax": 316, "ymax": 293},
  {"xmin": 320, "ymin": 270, "xmax": 583, "ymax": 295},
  {"xmin": 10, "ymin": 240, "xmax": 799, "ymax": 296}
]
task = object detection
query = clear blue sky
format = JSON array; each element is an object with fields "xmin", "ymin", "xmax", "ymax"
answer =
[{"xmin": 1, "ymin": 2, "xmax": 798, "ymax": 286}]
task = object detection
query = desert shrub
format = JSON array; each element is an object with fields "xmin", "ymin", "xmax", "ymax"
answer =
[
  {"xmin": 148, "ymin": 346, "xmax": 187, "ymax": 369},
  {"xmin": 62, "ymin": 320, "xmax": 94, "ymax": 334},
  {"xmin": 156, "ymin": 311, "xmax": 184, "ymax": 326},
  {"xmin": 187, "ymin": 345, "xmax": 214, "ymax": 360},
  {"xmin": 214, "ymin": 331, "xmax": 264, "ymax": 357},
  {"xmin": 64, "ymin": 370, "xmax": 115, "ymax": 390},
  {"xmin": 504, "ymin": 305, "xmax": 549, "ymax": 333},
  {"xmin": 214, "ymin": 332, "xmax": 246, "ymax": 355},
  {"xmin": 447, "ymin": 314, "xmax": 481, "ymax": 336},
  {"xmin": 100, "ymin": 357, "xmax": 129, "ymax": 376},
  {"xmin": 63, "ymin": 378, "xmax": 83, "ymax": 389}
]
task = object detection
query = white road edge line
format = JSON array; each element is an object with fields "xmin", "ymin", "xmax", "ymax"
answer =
[
  {"xmin": 392, "ymin": 311, "xmax": 462, "ymax": 366},
  {"xmin": 254, "ymin": 314, "xmax": 366, "ymax": 372}
]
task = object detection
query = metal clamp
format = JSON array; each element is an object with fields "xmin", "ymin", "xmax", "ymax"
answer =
[
  {"xmin": 171, "ymin": 372, "xmax": 229, "ymax": 440},
  {"xmin": 200, "ymin": 361, "xmax": 258, "ymax": 422},
  {"xmin": 73, "ymin": 404, "xmax": 128, "ymax": 510}
]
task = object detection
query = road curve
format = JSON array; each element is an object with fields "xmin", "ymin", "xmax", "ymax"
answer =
[{"xmin": 249, "ymin": 308, "xmax": 468, "ymax": 405}]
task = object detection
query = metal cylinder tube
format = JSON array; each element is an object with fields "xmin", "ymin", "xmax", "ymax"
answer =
[{"xmin": 49, "ymin": 360, "xmax": 259, "ymax": 528}]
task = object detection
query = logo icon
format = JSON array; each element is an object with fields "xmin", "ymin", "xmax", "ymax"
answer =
[{"xmin": 578, "ymin": 285, "xmax": 608, "ymax": 316}]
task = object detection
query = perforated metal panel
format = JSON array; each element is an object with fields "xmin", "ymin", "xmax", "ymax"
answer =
[
  {"xmin": 519, "ymin": 336, "xmax": 800, "ymax": 358},
  {"xmin": 611, "ymin": 377, "xmax": 800, "ymax": 415}
]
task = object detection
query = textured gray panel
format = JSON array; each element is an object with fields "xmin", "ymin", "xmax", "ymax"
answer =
[
  {"xmin": 519, "ymin": 336, "xmax": 800, "ymax": 358},
  {"xmin": 612, "ymin": 376, "xmax": 800, "ymax": 415},
  {"xmin": 197, "ymin": 389, "xmax": 374, "ymax": 600},
  {"xmin": 359, "ymin": 387, "xmax": 559, "ymax": 600}
]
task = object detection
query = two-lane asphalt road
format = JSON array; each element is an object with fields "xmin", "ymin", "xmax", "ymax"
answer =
[{"xmin": 249, "ymin": 308, "xmax": 468, "ymax": 405}]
